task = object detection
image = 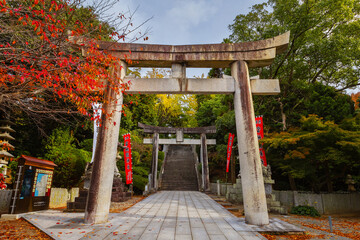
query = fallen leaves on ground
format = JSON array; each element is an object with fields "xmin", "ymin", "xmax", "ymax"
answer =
[
  {"xmin": 0, "ymin": 218, "xmax": 51, "ymax": 239},
  {"xmin": 0, "ymin": 195, "xmax": 146, "ymax": 239},
  {"xmin": 262, "ymin": 233, "xmax": 325, "ymax": 239},
  {"xmin": 263, "ymin": 215, "xmax": 360, "ymax": 240},
  {"xmin": 109, "ymin": 196, "xmax": 145, "ymax": 213},
  {"xmin": 281, "ymin": 215, "xmax": 360, "ymax": 240}
]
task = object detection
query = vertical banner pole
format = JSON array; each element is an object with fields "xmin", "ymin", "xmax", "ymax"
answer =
[
  {"xmin": 255, "ymin": 116, "xmax": 267, "ymax": 166},
  {"xmin": 123, "ymin": 133, "xmax": 133, "ymax": 185}
]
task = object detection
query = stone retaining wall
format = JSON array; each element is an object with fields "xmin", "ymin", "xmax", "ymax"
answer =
[
  {"xmin": 274, "ymin": 191, "xmax": 360, "ymax": 215},
  {"xmin": 0, "ymin": 190, "xmax": 13, "ymax": 214},
  {"xmin": 49, "ymin": 188, "xmax": 79, "ymax": 209},
  {"xmin": 0, "ymin": 188, "xmax": 80, "ymax": 213},
  {"xmin": 211, "ymin": 182, "xmax": 360, "ymax": 215}
]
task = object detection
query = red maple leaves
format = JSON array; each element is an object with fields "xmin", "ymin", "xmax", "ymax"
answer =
[{"xmin": 0, "ymin": 0, "xmax": 132, "ymax": 119}]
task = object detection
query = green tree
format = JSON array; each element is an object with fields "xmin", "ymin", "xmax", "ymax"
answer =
[
  {"xmin": 262, "ymin": 114, "xmax": 360, "ymax": 192},
  {"xmin": 45, "ymin": 128, "xmax": 91, "ymax": 188},
  {"xmin": 227, "ymin": 0, "xmax": 360, "ymax": 130}
]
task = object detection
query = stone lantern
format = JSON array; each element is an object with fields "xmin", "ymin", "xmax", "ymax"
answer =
[{"xmin": 345, "ymin": 174, "xmax": 356, "ymax": 192}]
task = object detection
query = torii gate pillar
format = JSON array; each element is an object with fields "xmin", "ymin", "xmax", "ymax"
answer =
[
  {"xmin": 84, "ymin": 61, "xmax": 127, "ymax": 224},
  {"xmin": 151, "ymin": 132, "xmax": 159, "ymax": 190},
  {"xmin": 200, "ymin": 133, "xmax": 210, "ymax": 192},
  {"xmin": 232, "ymin": 60, "xmax": 269, "ymax": 225}
]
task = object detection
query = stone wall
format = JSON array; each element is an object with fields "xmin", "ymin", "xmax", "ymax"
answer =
[
  {"xmin": 274, "ymin": 191, "xmax": 360, "ymax": 215},
  {"xmin": 49, "ymin": 188, "xmax": 79, "ymax": 209},
  {"xmin": 0, "ymin": 190, "xmax": 13, "ymax": 214},
  {"xmin": 0, "ymin": 188, "xmax": 80, "ymax": 213},
  {"xmin": 210, "ymin": 181, "xmax": 242, "ymax": 203},
  {"xmin": 211, "ymin": 183, "xmax": 360, "ymax": 215}
]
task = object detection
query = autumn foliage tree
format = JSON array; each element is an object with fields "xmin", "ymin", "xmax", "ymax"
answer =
[{"xmin": 0, "ymin": 0, "xmax": 145, "ymax": 126}]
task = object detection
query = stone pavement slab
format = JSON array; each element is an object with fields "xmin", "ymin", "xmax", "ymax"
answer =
[{"xmin": 23, "ymin": 191, "xmax": 302, "ymax": 239}]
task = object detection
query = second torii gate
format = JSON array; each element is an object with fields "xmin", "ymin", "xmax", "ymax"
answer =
[
  {"xmin": 84, "ymin": 32, "xmax": 290, "ymax": 226},
  {"xmin": 138, "ymin": 122, "xmax": 216, "ymax": 192}
]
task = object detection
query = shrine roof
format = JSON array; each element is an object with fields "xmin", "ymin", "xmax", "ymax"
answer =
[{"xmin": 17, "ymin": 155, "xmax": 57, "ymax": 168}]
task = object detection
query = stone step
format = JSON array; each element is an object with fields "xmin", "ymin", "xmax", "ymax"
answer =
[
  {"xmin": 74, "ymin": 196, "xmax": 87, "ymax": 203},
  {"xmin": 269, "ymin": 206, "xmax": 288, "ymax": 215},
  {"xmin": 78, "ymin": 190, "xmax": 88, "ymax": 198},
  {"xmin": 267, "ymin": 200, "xmax": 281, "ymax": 207}
]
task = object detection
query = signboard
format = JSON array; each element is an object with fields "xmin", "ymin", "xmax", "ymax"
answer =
[
  {"xmin": 255, "ymin": 116, "xmax": 267, "ymax": 166},
  {"xmin": 12, "ymin": 155, "xmax": 56, "ymax": 214},
  {"xmin": 32, "ymin": 169, "xmax": 53, "ymax": 197},
  {"xmin": 226, "ymin": 133, "xmax": 235, "ymax": 173},
  {"xmin": 123, "ymin": 133, "xmax": 133, "ymax": 184}
]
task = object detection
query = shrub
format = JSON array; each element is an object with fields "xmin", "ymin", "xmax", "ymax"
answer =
[
  {"xmin": 290, "ymin": 205, "xmax": 320, "ymax": 217},
  {"xmin": 45, "ymin": 128, "xmax": 91, "ymax": 188}
]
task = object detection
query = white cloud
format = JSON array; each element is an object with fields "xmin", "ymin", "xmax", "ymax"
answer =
[{"xmin": 165, "ymin": 0, "xmax": 220, "ymax": 31}]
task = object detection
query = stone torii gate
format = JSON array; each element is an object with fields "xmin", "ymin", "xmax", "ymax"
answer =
[
  {"xmin": 85, "ymin": 32, "xmax": 290, "ymax": 226},
  {"xmin": 138, "ymin": 122, "xmax": 216, "ymax": 192}
]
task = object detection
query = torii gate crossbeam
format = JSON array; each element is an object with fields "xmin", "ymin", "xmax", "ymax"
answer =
[{"xmin": 84, "ymin": 32, "xmax": 290, "ymax": 226}]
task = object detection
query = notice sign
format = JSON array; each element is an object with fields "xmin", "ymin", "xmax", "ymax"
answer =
[
  {"xmin": 123, "ymin": 133, "xmax": 133, "ymax": 184},
  {"xmin": 255, "ymin": 116, "xmax": 267, "ymax": 166},
  {"xmin": 226, "ymin": 133, "xmax": 235, "ymax": 173}
]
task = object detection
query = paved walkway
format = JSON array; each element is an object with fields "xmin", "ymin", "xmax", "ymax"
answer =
[{"xmin": 23, "ymin": 191, "xmax": 301, "ymax": 240}]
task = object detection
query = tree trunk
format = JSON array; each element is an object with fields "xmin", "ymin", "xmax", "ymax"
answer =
[
  {"xmin": 288, "ymin": 174, "xmax": 296, "ymax": 191},
  {"xmin": 279, "ymin": 99, "xmax": 287, "ymax": 131}
]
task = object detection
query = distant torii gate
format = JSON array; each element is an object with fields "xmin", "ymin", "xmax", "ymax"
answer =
[
  {"xmin": 138, "ymin": 122, "xmax": 216, "ymax": 192},
  {"xmin": 85, "ymin": 32, "xmax": 290, "ymax": 226}
]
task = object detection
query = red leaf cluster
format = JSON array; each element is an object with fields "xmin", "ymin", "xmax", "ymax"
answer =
[{"xmin": 0, "ymin": 0, "xmax": 131, "ymax": 120}]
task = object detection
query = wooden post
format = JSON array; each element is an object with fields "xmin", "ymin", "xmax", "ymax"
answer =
[
  {"xmin": 232, "ymin": 60, "xmax": 269, "ymax": 225},
  {"xmin": 201, "ymin": 133, "xmax": 210, "ymax": 192},
  {"xmin": 85, "ymin": 61, "xmax": 127, "ymax": 224},
  {"xmin": 151, "ymin": 132, "xmax": 159, "ymax": 190}
]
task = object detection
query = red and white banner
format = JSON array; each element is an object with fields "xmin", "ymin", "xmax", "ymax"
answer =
[
  {"xmin": 226, "ymin": 133, "xmax": 235, "ymax": 173},
  {"xmin": 255, "ymin": 116, "xmax": 267, "ymax": 166},
  {"xmin": 123, "ymin": 133, "xmax": 133, "ymax": 184}
]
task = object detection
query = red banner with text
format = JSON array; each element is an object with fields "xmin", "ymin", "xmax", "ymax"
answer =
[
  {"xmin": 226, "ymin": 133, "xmax": 235, "ymax": 173},
  {"xmin": 255, "ymin": 116, "xmax": 267, "ymax": 166},
  {"xmin": 123, "ymin": 133, "xmax": 133, "ymax": 184}
]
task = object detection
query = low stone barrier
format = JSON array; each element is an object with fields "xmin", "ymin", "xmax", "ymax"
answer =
[
  {"xmin": 211, "ymin": 182, "xmax": 360, "ymax": 215},
  {"xmin": 49, "ymin": 188, "xmax": 79, "ymax": 209},
  {"xmin": 273, "ymin": 191, "xmax": 360, "ymax": 215},
  {"xmin": 0, "ymin": 190, "xmax": 13, "ymax": 214},
  {"xmin": 0, "ymin": 188, "xmax": 79, "ymax": 213}
]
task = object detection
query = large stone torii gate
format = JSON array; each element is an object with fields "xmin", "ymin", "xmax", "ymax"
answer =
[{"xmin": 85, "ymin": 32, "xmax": 290, "ymax": 226}]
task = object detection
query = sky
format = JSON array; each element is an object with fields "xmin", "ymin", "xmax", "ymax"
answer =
[{"xmin": 93, "ymin": 0, "xmax": 266, "ymax": 77}]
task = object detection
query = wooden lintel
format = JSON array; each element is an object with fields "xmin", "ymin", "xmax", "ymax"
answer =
[
  {"xmin": 143, "ymin": 138, "xmax": 216, "ymax": 145},
  {"xmin": 125, "ymin": 78, "xmax": 280, "ymax": 95}
]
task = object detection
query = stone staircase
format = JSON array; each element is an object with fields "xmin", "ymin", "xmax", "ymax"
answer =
[{"xmin": 160, "ymin": 145, "xmax": 199, "ymax": 191}]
